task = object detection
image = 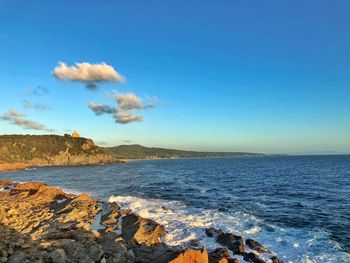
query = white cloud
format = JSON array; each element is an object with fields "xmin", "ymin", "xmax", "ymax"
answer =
[
  {"xmin": 53, "ymin": 62, "xmax": 125, "ymax": 88},
  {"xmin": 116, "ymin": 92, "xmax": 143, "ymax": 110},
  {"xmin": 114, "ymin": 111, "xmax": 143, "ymax": 124},
  {"xmin": 88, "ymin": 91, "xmax": 157, "ymax": 124},
  {"xmin": 88, "ymin": 102, "xmax": 117, "ymax": 115}
]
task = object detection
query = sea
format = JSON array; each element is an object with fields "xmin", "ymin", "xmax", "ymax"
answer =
[{"xmin": 1, "ymin": 155, "xmax": 349, "ymax": 263}]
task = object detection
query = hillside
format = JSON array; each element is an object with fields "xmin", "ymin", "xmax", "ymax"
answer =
[
  {"xmin": 0, "ymin": 134, "xmax": 117, "ymax": 170},
  {"xmin": 104, "ymin": 144, "xmax": 263, "ymax": 160}
]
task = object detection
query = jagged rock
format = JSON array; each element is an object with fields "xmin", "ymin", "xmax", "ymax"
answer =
[
  {"xmin": 84, "ymin": 240, "xmax": 104, "ymax": 262},
  {"xmin": 7, "ymin": 253, "xmax": 27, "ymax": 263},
  {"xmin": 189, "ymin": 239, "xmax": 201, "ymax": 247},
  {"xmin": 13, "ymin": 181, "xmax": 48, "ymax": 193},
  {"xmin": 217, "ymin": 233, "xmax": 245, "ymax": 254},
  {"xmin": 97, "ymin": 232, "xmax": 135, "ymax": 263},
  {"xmin": 0, "ymin": 179, "xmax": 17, "ymax": 188},
  {"xmin": 245, "ymin": 239, "xmax": 271, "ymax": 254},
  {"xmin": 242, "ymin": 252, "xmax": 266, "ymax": 263},
  {"xmin": 208, "ymin": 248, "xmax": 239, "ymax": 263},
  {"xmin": 122, "ymin": 213, "xmax": 165, "ymax": 246},
  {"xmin": 50, "ymin": 248, "xmax": 68, "ymax": 263},
  {"xmin": 169, "ymin": 248, "xmax": 209, "ymax": 263},
  {"xmin": 132, "ymin": 243, "xmax": 180, "ymax": 263},
  {"xmin": 271, "ymin": 256, "xmax": 283, "ymax": 263},
  {"xmin": 101, "ymin": 210, "xmax": 121, "ymax": 226},
  {"xmin": 205, "ymin": 227, "xmax": 224, "ymax": 238}
]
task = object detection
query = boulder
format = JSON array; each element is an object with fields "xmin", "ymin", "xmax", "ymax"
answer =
[
  {"xmin": 169, "ymin": 248, "xmax": 208, "ymax": 263},
  {"xmin": 242, "ymin": 252, "xmax": 266, "ymax": 263},
  {"xmin": 33, "ymin": 186, "xmax": 68, "ymax": 203},
  {"xmin": 245, "ymin": 239, "xmax": 271, "ymax": 254},
  {"xmin": 101, "ymin": 210, "xmax": 121, "ymax": 226},
  {"xmin": 122, "ymin": 213, "xmax": 165, "ymax": 246},
  {"xmin": 131, "ymin": 243, "xmax": 180, "ymax": 263},
  {"xmin": 208, "ymin": 248, "xmax": 238, "ymax": 263},
  {"xmin": 0, "ymin": 179, "xmax": 16, "ymax": 189},
  {"xmin": 217, "ymin": 233, "xmax": 245, "ymax": 254},
  {"xmin": 50, "ymin": 248, "xmax": 68, "ymax": 263},
  {"xmin": 205, "ymin": 227, "xmax": 224, "ymax": 238},
  {"xmin": 271, "ymin": 256, "xmax": 283, "ymax": 263},
  {"xmin": 13, "ymin": 181, "xmax": 47, "ymax": 193}
]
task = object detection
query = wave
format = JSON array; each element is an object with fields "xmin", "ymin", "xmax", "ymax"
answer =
[{"xmin": 108, "ymin": 195, "xmax": 350, "ymax": 263}]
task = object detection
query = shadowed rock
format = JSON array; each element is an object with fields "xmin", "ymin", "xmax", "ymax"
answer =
[
  {"xmin": 205, "ymin": 227, "xmax": 224, "ymax": 238},
  {"xmin": 245, "ymin": 239, "xmax": 271, "ymax": 254},
  {"xmin": 242, "ymin": 252, "xmax": 266, "ymax": 263},
  {"xmin": 271, "ymin": 256, "xmax": 284, "ymax": 263},
  {"xmin": 217, "ymin": 233, "xmax": 245, "ymax": 255},
  {"xmin": 208, "ymin": 247, "xmax": 239, "ymax": 263}
]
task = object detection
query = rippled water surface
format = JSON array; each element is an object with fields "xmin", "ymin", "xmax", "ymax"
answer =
[{"xmin": 1, "ymin": 155, "xmax": 350, "ymax": 262}]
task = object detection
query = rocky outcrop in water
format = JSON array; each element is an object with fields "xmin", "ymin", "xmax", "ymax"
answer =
[{"xmin": 0, "ymin": 179, "xmax": 283, "ymax": 263}]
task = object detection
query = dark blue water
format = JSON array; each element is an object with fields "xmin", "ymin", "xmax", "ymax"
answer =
[{"xmin": 1, "ymin": 155, "xmax": 349, "ymax": 262}]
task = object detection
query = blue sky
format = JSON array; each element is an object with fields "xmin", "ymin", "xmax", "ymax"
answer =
[{"xmin": 0, "ymin": 1, "xmax": 349, "ymax": 154}]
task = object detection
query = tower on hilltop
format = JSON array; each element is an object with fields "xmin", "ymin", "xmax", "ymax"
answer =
[{"xmin": 72, "ymin": 131, "xmax": 80, "ymax": 138}]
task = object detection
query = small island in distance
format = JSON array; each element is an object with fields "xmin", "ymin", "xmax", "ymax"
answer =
[{"xmin": 0, "ymin": 134, "xmax": 265, "ymax": 171}]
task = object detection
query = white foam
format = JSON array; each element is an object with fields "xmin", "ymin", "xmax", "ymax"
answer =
[{"xmin": 108, "ymin": 195, "xmax": 350, "ymax": 263}]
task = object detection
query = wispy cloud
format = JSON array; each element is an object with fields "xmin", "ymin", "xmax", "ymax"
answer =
[
  {"xmin": 23, "ymin": 100, "xmax": 52, "ymax": 111},
  {"xmin": 114, "ymin": 110, "xmax": 143, "ymax": 124},
  {"xmin": 0, "ymin": 109, "xmax": 54, "ymax": 132},
  {"xmin": 25, "ymin": 86, "xmax": 49, "ymax": 96},
  {"xmin": 53, "ymin": 62, "xmax": 125, "ymax": 89},
  {"xmin": 88, "ymin": 91, "xmax": 156, "ymax": 124},
  {"xmin": 88, "ymin": 102, "xmax": 117, "ymax": 115}
]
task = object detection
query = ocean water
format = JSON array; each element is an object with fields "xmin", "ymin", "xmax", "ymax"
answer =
[{"xmin": 1, "ymin": 155, "xmax": 349, "ymax": 262}]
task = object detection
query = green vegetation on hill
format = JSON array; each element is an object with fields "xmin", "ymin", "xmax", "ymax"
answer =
[
  {"xmin": 0, "ymin": 134, "xmax": 115, "ymax": 167},
  {"xmin": 104, "ymin": 144, "xmax": 263, "ymax": 159}
]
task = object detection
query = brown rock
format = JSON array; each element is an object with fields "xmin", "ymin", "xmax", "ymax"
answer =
[
  {"xmin": 0, "ymin": 179, "xmax": 16, "ymax": 187},
  {"xmin": 245, "ymin": 239, "xmax": 271, "ymax": 254},
  {"xmin": 122, "ymin": 213, "xmax": 165, "ymax": 246},
  {"xmin": 74, "ymin": 193, "xmax": 94, "ymax": 202},
  {"xmin": 217, "ymin": 233, "xmax": 245, "ymax": 254},
  {"xmin": 13, "ymin": 181, "xmax": 47, "ymax": 193},
  {"xmin": 169, "ymin": 248, "xmax": 208, "ymax": 263},
  {"xmin": 33, "ymin": 186, "xmax": 67, "ymax": 202},
  {"xmin": 271, "ymin": 256, "xmax": 283, "ymax": 263},
  {"xmin": 242, "ymin": 252, "xmax": 266, "ymax": 263},
  {"xmin": 131, "ymin": 243, "xmax": 180, "ymax": 263},
  {"xmin": 50, "ymin": 248, "xmax": 68, "ymax": 263},
  {"xmin": 205, "ymin": 227, "xmax": 224, "ymax": 238},
  {"xmin": 101, "ymin": 210, "xmax": 121, "ymax": 226},
  {"xmin": 208, "ymin": 248, "xmax": 232, "ymax": 263}
]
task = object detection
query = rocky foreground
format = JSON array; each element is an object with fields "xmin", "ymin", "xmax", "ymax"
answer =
[{"xmin": 0, "ymin": 180, "xmax": 283, "ymax": 263}]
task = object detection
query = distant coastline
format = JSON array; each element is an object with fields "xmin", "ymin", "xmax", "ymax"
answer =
[
  {"xmin": 103, "ymin": 144, "xmax": 266, "ymax": 160},
  {"xmin": 0, "ymin": 134, "xmax": 266, "ymax": 171}
]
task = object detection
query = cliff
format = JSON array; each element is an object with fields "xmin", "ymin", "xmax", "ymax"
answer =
[{"xmin": 0, "ymin": 135, "xmax": 118, "ymax": 171}]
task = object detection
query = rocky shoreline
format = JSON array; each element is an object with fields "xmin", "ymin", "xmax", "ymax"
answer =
[
  {"xmin": 0, "ymin": 161, "xmax": 124, "ymax": 172},
  {"xmin": 0, "ymin": 180, "xmax": 283, "ymax": 263}
]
